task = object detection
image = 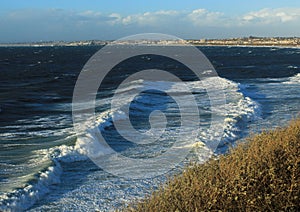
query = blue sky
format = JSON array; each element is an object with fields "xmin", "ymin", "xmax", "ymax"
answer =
[{"xmin": 1, "ymin": 0, "xmax": 300, "ymax": 42}]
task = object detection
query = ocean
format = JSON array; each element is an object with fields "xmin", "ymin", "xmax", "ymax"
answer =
[{"xmin": 0, "ymin": 45, "xmax": 299, "ymax": 211}]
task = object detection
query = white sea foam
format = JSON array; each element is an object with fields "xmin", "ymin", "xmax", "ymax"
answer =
[
  {"xmin": 0, "ymin": 160, "xmax": 62, "ymax": 211},
  {"xmin": 84, "ymin": 75, "xmax": 260, "ymax": 152},
  {"xmin": 27, "ymin": 75, "xmax": 261, "ymax": 211},
  {"xmin": 194, "ymin": 77, "xmax": 261, "ymax": 149},
  {"xmin": 0, "ymin": 75, "xmax": 261, "ymax": 211},
  {"xmin": 0, "ymin": 144, "xmax": 88, "ymax": 211},
  {"xmin": 75, "ymin": 76, "xmax": 261, "ymax": 161},
  {"xmin": 283, "ymin": 73, "xmax": 300, "ymax": 84}
]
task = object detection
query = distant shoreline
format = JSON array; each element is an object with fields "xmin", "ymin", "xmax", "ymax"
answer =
[
  {"xmin": 0, "ymin": 44, "xmax": 299, "ymax": 49},
  {"xmin": 0, "ymin": 37, "xmax": 299, "ymax": 48},
  {"xmin": 193, "ymin": 44, "xmax": 300, "ymax": 48}
]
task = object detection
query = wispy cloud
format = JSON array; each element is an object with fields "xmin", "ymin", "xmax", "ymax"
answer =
[
  {"xmin": 241, "ymin": 8, "xmax": 300, "ymax": 25},
  {"xmin": 117, "ymin": 10, "xmax": 180, "ymax": 26},
  {"xmin": 187, "ymin": 9, "xmax": 225, "ymax": 26},
  {"xmin": 1, "ymin": 7, "xmax": 300, "ymax": 42}
]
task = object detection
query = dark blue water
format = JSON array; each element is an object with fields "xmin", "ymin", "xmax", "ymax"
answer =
[{"xmin": 0, "ymin": 46, "xmax": 299, "ymax": 211}]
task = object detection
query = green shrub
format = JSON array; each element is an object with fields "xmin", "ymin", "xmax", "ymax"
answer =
[{"xmin": 126, "ymin": 119, "xmax": 300, "ymax": 211}]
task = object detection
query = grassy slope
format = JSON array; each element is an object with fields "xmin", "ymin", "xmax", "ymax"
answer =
[{"xmin": 126, "ymin": 119, "xmax": 300, "ymax": 211}]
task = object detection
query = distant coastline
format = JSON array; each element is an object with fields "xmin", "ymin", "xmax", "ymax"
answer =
[
  {"xmin": 189, "ymin": 36, "xmax": 300, "ymax": 47},
  {"xmin": 0, "ymin": 36, "xmax": 300, "ymax": 47}
]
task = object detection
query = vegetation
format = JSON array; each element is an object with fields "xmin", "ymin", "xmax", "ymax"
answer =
[{"xmin": 126, "ymin": 119, "xmax": 300, "ymax": 211}]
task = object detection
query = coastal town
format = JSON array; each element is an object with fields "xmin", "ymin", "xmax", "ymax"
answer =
[
  {"xmin": 189, "ymin": 36, "xmax": 300, "ymax": 47},
  {"xmin": 1, "ymin": 36, "xmax": 300, "ymax": 47}
]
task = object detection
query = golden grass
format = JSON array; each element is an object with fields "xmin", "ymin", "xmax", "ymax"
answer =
[{"xmin": 125, "ymin": 119, "xmax": 300, "ymax": 211}]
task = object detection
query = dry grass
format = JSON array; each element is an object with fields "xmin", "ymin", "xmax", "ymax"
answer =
[{"xmin": 125, "ymin": 119, "xmax": 300, "ymax": 211}]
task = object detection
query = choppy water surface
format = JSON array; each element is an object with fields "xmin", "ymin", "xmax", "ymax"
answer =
[{"xmin": 0, "ymin": 46, "xmax": 299, "ymax": 211}]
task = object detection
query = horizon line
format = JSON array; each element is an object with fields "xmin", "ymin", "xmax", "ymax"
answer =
[{"xmin": 1, "ymin": 36, "xmax": 300, "ymax": 45}]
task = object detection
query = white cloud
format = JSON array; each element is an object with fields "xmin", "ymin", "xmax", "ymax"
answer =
[
  {"xmin": 187, "ymin": 9, "xmax": 224, "ymax": 26},
  {"xmin": 1, "ymin": 7, "xmax": 300, "ymax": 42},
  {"xmin": 78, "ymin": 10, "xmax": 102, "ymax": 18},
  {"xmin": 242, "ymin": 8, "xmax": 300, "ymax": 25},
  {"xmin": 119, "ymin": 10, "xmax": 180, "ymax": 26},
  {"xmin": 108, "ymin": 13, "xmax": 122, "ymax": 24},
  {"xmin": 5, "ymin": 7, "xmax": 300, "ymax": 28},
  {"xmin": 114, "ymin": 9, "xmax": 224, "ymax": 27}
]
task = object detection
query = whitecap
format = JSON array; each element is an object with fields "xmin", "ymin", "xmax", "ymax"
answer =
[{"xmin": 283, "ymin": 73, "xmax": 300, "ymax": 84}]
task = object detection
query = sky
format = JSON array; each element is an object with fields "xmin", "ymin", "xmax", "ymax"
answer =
[{"xmin": 1, "ymin": 0, "xmax": 300, "ymax": 42}]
